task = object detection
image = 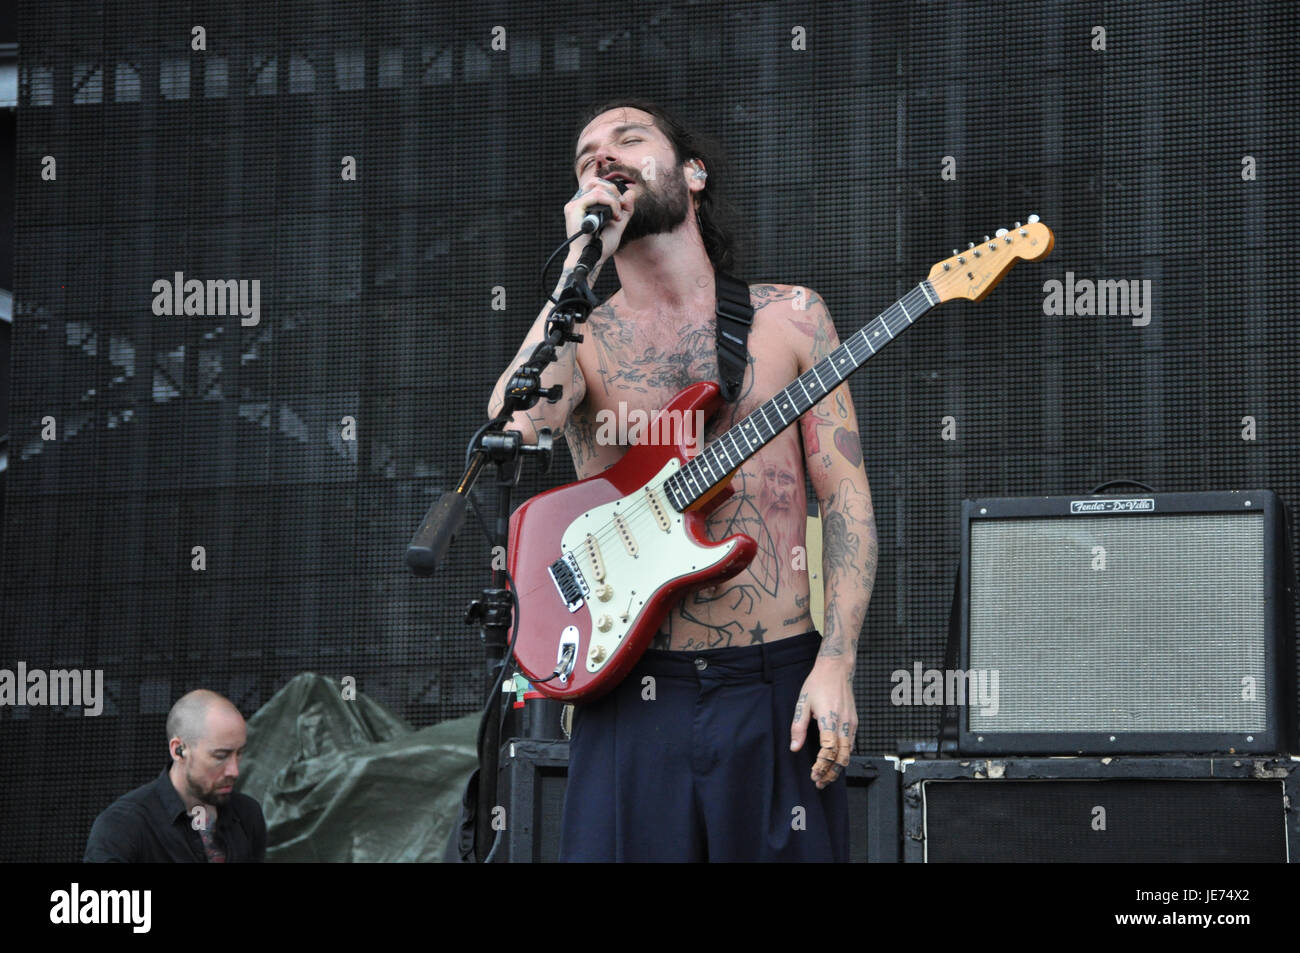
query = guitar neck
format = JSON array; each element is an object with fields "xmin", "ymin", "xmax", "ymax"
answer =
[{"xmin": 664, "ymin": 280, "xmax": 939, "ymax": 511}]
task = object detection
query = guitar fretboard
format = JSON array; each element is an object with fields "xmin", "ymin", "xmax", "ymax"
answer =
[{"xmin": 663, "ymin": 280, "xmax": 938, "ymax": 512}]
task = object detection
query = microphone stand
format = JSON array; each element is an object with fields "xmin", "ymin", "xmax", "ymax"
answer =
[{"xmin": 406, "ymin": 235, "xmax": 603, "ymax": 863}]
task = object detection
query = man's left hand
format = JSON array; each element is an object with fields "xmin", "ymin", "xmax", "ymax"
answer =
[{"xmin": 790, "ymin": 657, "xmax": 857, "ymax": 789}]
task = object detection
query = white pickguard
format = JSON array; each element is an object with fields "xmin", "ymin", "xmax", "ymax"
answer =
[{"xmin": 558, "ymin": 457, "xmax": 739, "ymax": 673}]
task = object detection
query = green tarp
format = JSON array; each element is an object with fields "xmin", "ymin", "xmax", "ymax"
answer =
[{"xmin": 238, "ymin": 673, "xmax": 478, "ymax": 862}]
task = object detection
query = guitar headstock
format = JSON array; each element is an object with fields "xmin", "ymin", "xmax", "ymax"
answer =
[{"xmin": 927, "ymin": 215, "xmax": 1054, "ymax": 302}]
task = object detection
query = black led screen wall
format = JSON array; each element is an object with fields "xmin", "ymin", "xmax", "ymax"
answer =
[{"xmin": 3, "ymin": 1, "xmax": 1297, "ymax": 861}]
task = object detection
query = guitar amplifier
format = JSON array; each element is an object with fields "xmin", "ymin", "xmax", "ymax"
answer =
[
  {"xmin": 901, "ymin": 756, "xmax": 1300, "ymax": 862},
  {"xmin": 493, "ymin": 739, "xmax": 902, "ymax": 862},
  {"xmin": 957, "ymin": 489, "xmax": 1296, "ymax": 755}
]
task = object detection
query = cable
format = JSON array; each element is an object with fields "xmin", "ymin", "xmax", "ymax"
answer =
[
  {"xmin": 467, "ymin": 493, "xmax": 570, "ymax": 690},
  {"xmin": 465, "ymin": 226, "xmax": 600, "ymax": 862},
  {"xmin": 531, "ymin": 642, "xmax": 574, "ymax": 684},
  {"xmin": 464, "ymin": 417, "xmax": 510, "ymax": 471},
  {"xmin": 459, "ymin": 486, "xmax": 526, "ymax": 863},
  {"xmin": 1088, "ymin": 478, "xmax": 1158, "ymax": 494},
  {"xmin": 540, "ymin": 232, "xmax": 583, "ymax": 303}
]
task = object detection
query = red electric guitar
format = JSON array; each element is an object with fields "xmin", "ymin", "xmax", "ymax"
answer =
[{"xmin": 509, "ymin": 219, "xmax": 1055, "ymax": 701}]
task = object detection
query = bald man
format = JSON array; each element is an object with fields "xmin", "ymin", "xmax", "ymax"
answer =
[{"xmin": 84, "ymin": 689, "xmax": 267, "ymax": 862}]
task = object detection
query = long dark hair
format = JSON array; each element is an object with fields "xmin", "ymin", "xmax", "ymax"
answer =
[{"xmin": 572, "ymin": 98, "xmax": 741, "ymax": 273}]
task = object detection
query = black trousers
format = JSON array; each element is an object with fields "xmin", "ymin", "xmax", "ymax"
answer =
[{"xmin": 559, "ymin": 631, "xmax": 850, "ymax": 862}]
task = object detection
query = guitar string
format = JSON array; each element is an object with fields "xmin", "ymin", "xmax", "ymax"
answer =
[
  {"xmin": 563, "ymin": 285, "xmax": 932, "ymax": 565},
  {"xmin": 661, "ymin": 286, "xmax": 929, "ymax": 519},
  {"xmin": 672, "ymin": 283, "xmax": 932, "ymax": 508},
  {"xmin": 569, "ymin": 294, "xmax": 922, "ymax": 561},
  {"xmin": 565, "ymin": 288, "xmax": 929, "ymax": 567}
]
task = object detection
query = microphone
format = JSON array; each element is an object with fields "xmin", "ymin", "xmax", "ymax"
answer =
[
  {"xmin": 579, "ymin": 179, "xmax": 629, "ymax": 234},
  {"xmin": 574, "ymin": 179, "xmax": 629, "ymax": 276}
]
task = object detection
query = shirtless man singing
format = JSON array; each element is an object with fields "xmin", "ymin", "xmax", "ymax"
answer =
[{"xmin": 489, "ymin": 99, "xmax": 877, "ymax": 862}]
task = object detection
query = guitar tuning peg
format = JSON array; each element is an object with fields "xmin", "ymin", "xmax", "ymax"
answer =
[
  {"xmin": 1027, "ymin": 213, "xmax": 1040, "ymax": 223},
  {"xmin": 995, "ymin": 228, "xmax": 1008, "ymax": 238},
  {"xmin": 1014, "ymin": 221, "xmax": 1022, "ymax": 228},
  {"xmin": 953, "ymin": 249, "xmax": 959, "ymax": 256},
  {"xmin": 968, "ymin": 242, "xmax": 975, "ymax": 249},
  {"xmin": 983, "ymin": 235, "xmax": 990, "ymax": 242}
]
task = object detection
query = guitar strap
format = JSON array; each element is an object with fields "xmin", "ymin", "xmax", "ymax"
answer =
[{"xmin": 714, "ymin": 272, "xmax": 753, "ymax": 403}]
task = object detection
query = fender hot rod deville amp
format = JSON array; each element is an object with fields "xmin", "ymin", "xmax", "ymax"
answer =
[{"xmin": 957, "ymin": 490, "xmax": 1295, "ymax": 755}]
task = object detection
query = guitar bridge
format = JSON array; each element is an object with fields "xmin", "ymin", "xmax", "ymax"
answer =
[{"xmin": 549, "ymin": 552, "xmax": 589, "ymax": 612}]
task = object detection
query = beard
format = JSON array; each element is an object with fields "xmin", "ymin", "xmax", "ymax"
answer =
[
  {"xmin": 620, "ymin": 166, "xmax": 691, "ymax": 245},
  {"xmin": 186, "ymin": 769, "xmax": 232, "ymax": 805}
]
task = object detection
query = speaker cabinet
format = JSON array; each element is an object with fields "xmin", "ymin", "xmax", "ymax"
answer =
[
  {"xmin": 959, "ymin": 489, "xmax": 1296, "ymax": 754},
  {"xmin": 902, "ymin": 756, "xmax": 1299, "ymax": 862},
  {"xmin": 495, "ymin": 739, "xmax": 901, "ymax": 862}
]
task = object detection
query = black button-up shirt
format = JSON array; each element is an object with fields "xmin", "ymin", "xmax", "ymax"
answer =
[{"xmin": 84, "ymin": 766, "xmax": 267, "ymax": 863}]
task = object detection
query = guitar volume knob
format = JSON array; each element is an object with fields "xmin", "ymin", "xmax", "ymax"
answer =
[
  {"xmin": 596, "ymin": 584, "xmax": 613, "ymax": 601},
  {"xmin": 596, "ymin": 614, "xmax": 613, "ymax": 632}
]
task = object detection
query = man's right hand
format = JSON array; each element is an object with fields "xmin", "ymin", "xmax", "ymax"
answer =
[
  {"xmin": 486, "ymin": 174, "xmax": 632, "ymax": 432},
  {"xmin": 563, "ymin": 174, "xmax": 638, "ymax": 273}
]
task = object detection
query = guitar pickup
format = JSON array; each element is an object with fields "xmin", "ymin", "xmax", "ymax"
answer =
[
  {"xmin": 612, "ymin": 513, "xmax": 639, "ymax": 557},
  {"xmin": 583, "ymin": 533, "xmax": 606, "ymax": 582},
  {"xmin": 644, "ymin": 485, "xmax": 672, "ymax": 533},
  {"xmin": 549, "ymin": 552, "xmax": 589, "ymax": 613}
]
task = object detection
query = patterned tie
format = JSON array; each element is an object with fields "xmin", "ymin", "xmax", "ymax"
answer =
[{"xmin": 197, "ymin": 825, "xmax": 227, "ymax": 863}]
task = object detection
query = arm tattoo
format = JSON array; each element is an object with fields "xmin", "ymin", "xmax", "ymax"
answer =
[
  {"xmin": 801, "ymin": 403, "xmax": 835, "ymax": 455},
  {"xmin": 833, "ymin": 426, "xmax": 863, "ymax": 467},
  {"xmin": 816, "ymin": 478, "xmax": 878, "ymax": 667},
  {"xmin": 822, "ymin": 510, "xmax": 859, "ymax": 575},
  {"xmin": 585, "ymin": 303, "xmax": 627, "ymax": 397},
  {"xmin": 565, "ymin": 408, "xmax": 597, "ymax": 473}
]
